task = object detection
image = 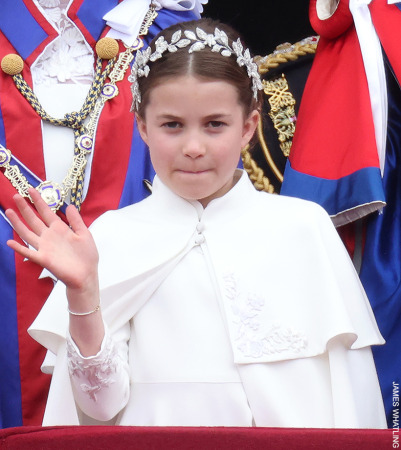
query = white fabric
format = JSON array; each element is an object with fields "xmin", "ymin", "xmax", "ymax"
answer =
[
  {"xmin": 68, "ymin": 243, "xmax": 254, "ymax": 425},
  {"xmin": 104, "ymin": 0, "xmax": 152, "ymax": 46},
  {"xmin": 349, "ymin": 0, "xmax": 387, "ymax": 175},
  {"xmin": 316, "ymin": 0, "xmax": 340, "ymax": 20},
  {"xmin": 104, "ymin": 0, "xmax": 207, "ymax": 45},
  {"xmin": 32, "ymin": 0, "xmax": 94, "ymax": 86},
  {"xmin": 153, "ymin": 0, "xmax": 207, "ymax": 16},
  {"xmin": 29, "ymin": 170, "xmax": 386, "ymax": 427},
  {"xmin": 31, "ymin": 0, "xmax": 94, "ymax": 199},
  {"xmin": 36, "ymin": 85, "xmax": 94, "ymax": 200}
]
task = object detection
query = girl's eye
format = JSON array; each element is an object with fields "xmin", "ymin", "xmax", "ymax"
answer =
[
  {"xmin": 163, "ymin": 121, "xmax": 181, "ymax": 129},
  {"xmin": 208, "ymin": 121, "xmax": 226, "ymax": 128}
]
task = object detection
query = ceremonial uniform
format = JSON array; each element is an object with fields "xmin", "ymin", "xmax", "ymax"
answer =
[
  {"xmin": 0, "ymin": 0, "xmax": 203, "ymax": 427},
  {"xmin": 280, "ymin": 0, "xmax": 401, "ymax": 425}
]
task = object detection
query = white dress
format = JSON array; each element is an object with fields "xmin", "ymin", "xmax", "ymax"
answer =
[{"xmin": 30, "ymin": 170, "xmax": 387, "ymax": 427}]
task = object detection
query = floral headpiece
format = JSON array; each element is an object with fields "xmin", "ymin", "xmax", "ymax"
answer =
[{"xmin": 129, "ymin": 27, "xmax": 263, "ymax": 112}]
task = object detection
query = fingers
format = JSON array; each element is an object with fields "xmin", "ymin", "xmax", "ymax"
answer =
[
  {"xmin": 6, "ymin": 189, "xmax": 87, "ymax": 260},
  {"xmin": 65, "ymin": 204, "xmax": 87, "ymax": 234},
  {"xmin": 5, "ymin": 188, "xmax": 68, "ymax": 248},
  {"xmin": 5, "ymin": 207, "xmax": 40, "ymax": 250},
  {"xmin": 6, "ymin": 238, "xmax": 40, "ymax": 265},
  {"xmin": 8, "ymin": 188, "xmax": 66, "ymax": 235},
  {"xmin": 9, "ymin": 192, "xmax": 47, "ymax": 236},
  {"xmin": 28, "ymin": 188, "xmax": 60, "ymax": 227}
]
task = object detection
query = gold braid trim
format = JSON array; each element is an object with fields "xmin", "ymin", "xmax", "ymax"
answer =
[
  {"xmin": 256, "ymin": 37, "xmax": 318, "ymax": 75},
  {"xmin": 244, "ymin": 36, "xmax": 318, "ymax": 194},
  {"xmin": 241, "ymin": 146, "xmax": 274, "ymax": 193},
  {"xmin": 12, "ymin": 57, "xmax": 114, "ymax": 128}
]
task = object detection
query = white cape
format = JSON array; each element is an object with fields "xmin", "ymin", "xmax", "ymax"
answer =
[{"xmin": 29, "ymin": 171, "xmax": 386, "ymax": 427}]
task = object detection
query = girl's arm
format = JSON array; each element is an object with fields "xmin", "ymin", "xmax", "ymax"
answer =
[
  {"xmin": 67, "ymin": 322, "xmax": 131, "ymax": 422},
  {"xmin": 7, "ymin": 190, "xmax": 131, "ymax": 421},
  {"xmin": 6, "ymin": 188, "xmax": 104, "ymax": 356}
]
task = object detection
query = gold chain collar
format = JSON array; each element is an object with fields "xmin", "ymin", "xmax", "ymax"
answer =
[{"xmin": 0, "ymin": 5, "xmax": 158, "ymax": 212}]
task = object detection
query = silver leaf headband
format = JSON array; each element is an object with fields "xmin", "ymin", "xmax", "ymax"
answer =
[{"xmin": 129, "ymin": 27, "xmax": 263, "ymax": 112}]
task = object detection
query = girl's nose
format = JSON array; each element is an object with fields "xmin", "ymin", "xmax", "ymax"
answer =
[{"xmin": 182, "ymin": 131, "xmax": 206, "ymax": 159}]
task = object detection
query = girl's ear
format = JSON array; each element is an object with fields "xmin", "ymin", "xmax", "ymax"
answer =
[
  {"xmin": 241, "ymin": 110, "xmax": 260, "ymax": 148},
  {"xmin": 136, "ymin": 114, "xmax": 149, "ymax": 145}
]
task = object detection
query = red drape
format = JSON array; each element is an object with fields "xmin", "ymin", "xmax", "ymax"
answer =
[{"xmin": 0, "ymin": 426, "xmax": 393, "ymax": 449}]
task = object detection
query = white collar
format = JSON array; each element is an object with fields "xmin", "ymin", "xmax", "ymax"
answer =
[{"xmin": 148, "ymin": 169, "xmax": 256, "ymax": 226}]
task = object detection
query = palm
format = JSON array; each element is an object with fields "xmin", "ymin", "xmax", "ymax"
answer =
[{"xmin": 6, "ymin": 189, "xmax": 98, "ymax": 290}]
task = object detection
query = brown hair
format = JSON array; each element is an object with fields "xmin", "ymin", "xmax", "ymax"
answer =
[{"xmin": 134, "ymin": 17, "xmax": 262, "ymax": 119}]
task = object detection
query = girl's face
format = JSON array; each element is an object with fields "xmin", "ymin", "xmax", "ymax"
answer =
[{"xmin": 136, "ymin": 75, "xmax": 259, "ymax": 207}]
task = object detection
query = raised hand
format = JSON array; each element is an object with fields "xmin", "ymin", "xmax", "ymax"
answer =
[
  {"xmin": 5, "ymin": 188, "xmax": 99, "ymax": 292},
  {"xmin": 6, "ymin": 188, "xmax": 105, "ymax": 356}
]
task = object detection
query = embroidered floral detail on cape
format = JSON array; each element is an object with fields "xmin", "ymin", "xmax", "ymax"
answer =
[
  {"xmin": 223, "ymin": 273, "xmax": 308, "ymax": 358},
  {"xmin": 67, "ymin": 334, "xmax": 120, "ymax": 401}
]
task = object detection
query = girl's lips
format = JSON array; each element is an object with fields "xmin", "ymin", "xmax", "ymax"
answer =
[{"xmin": 177, "ymin": 169, "xmax": 210, "ymax": 174}]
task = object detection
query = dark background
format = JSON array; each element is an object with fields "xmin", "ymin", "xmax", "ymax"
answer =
[
  {"xmin": 202, "ymin": 1, "xmax": 317, "ymax": 193},
  {"xmin": 202, "ymin": 0, "xmax": 315, "ymax": 56}
]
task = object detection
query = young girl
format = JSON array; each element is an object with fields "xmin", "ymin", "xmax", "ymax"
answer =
[{"xmin": 6, "ymin": 18, "xmax": 386, "ymax": 428}]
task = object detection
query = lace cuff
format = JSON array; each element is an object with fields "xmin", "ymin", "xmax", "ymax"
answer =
[{"xmin": 67, "ymin": 329, "xmax": 123, "ymax": 402}]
